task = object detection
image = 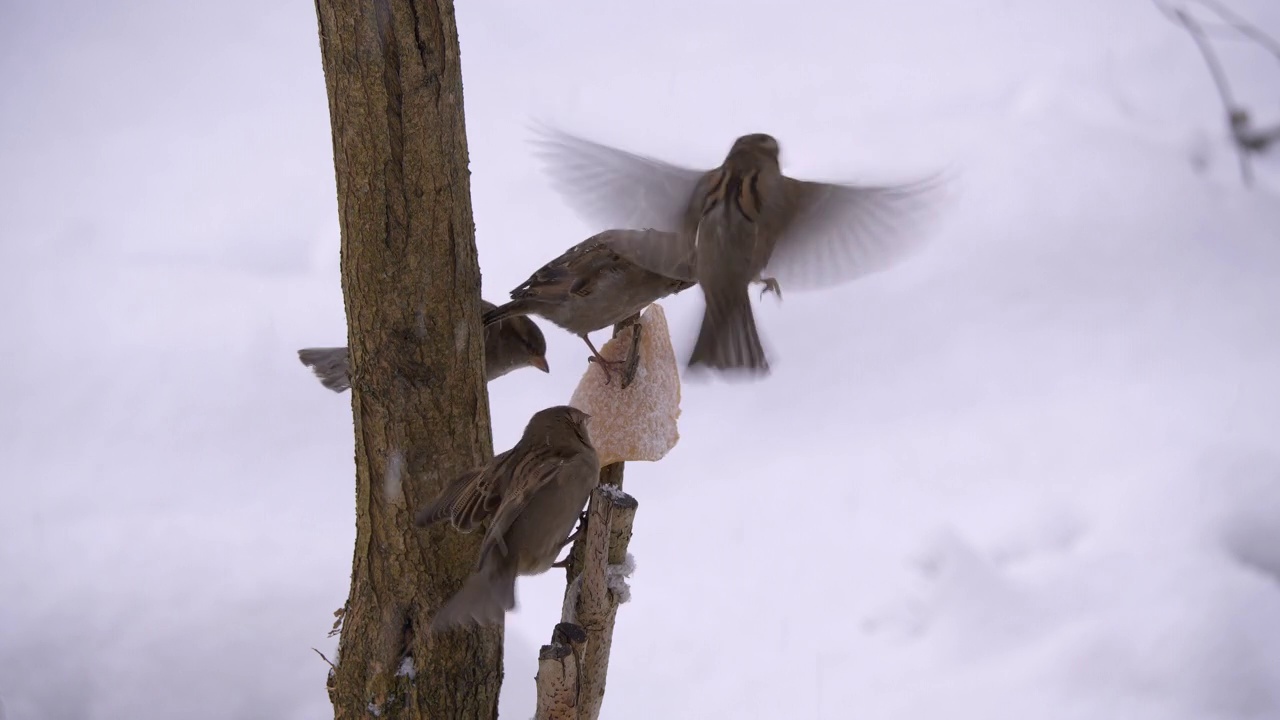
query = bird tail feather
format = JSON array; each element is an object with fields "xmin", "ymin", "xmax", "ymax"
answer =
[
  {"xmin": 688, "ymin": 286, "xmax": 770, "ymax": 373},
  {"xmin": 429, "ymin": 560, "xmax": 518, "ymax": 633},
  {"xmin": 297, "ymin": 347, "xmax": 351, "ymax": 393},
  {"xmin": 482, "ymin": 301, "xmax": 529, "ymax": 328}
]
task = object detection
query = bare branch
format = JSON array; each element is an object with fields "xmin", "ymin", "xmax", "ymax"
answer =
[
  {"xmin": 555, "ymin": 470, "xmax": 638, "ymax": 720},
  {"xmin": 1190, "ymin": 0, "xmax": 1280, "ymax": 62},
  {"xmin": 572, "ymin": 487, "xmax": 615, "ymax": 628},
  {"xmin": 1176, "ymin": 8, "xmax": 1242, "ymax": 112},
  {"xmin": 536, "ymin": 304, "xmax": 676, "ymax": 718},
  {"xmin": 312, "ymin": 647, "xmax": 337, "ymax": 670},
  {"xmin": 552, "ymin": 622, "xmax": 590, "ymax": 659},
  {"xmin": 535, "ymin": 642, "xmax": 580, "ymax": 720},
  {"xmin": 1162, "ymin": 3, "xmax": 1255, "ymax": 184},
  {"xmin": 1239, "ymin": 122, "xmax": 1280, "ymax": 151}
]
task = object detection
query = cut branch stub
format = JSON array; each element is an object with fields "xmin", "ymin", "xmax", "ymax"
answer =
[
  {"xmin": 552, "ymin": 622, "xmax": 589, "ymax": 658},
  {"xmin": 534, "ymin": 642, "xmax": 579, "ymax": 720},
  {"xmin": 602, "ymin": 486, "xmax": 638, "ymax": 568}
]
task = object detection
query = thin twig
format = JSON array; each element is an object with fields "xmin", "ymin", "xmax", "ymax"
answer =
[
  {"xmin": 313, "ymin": 647, "xmax": 337, "ymax": 669},
  {"xmin": 1190, "ymin": 0, "xmax": 1280, "ymax": 61},
  {"xmin": 1166, "ymin": 5, "xmax": 1255, "ymax": 185},
  {"xmin": 1241, "ymin": 123, "xmax": 1280, "ymax": 151}
]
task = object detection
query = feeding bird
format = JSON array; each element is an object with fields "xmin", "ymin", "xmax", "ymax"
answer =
[
  {"xmin": 483, "ymin": 228, "xmax": 696, "ymax": 385},
  {"xmin": 297, "ymin": 299, "xmax": 549, "ymax": 392},
  {"xmin": 416, "ymin": 405, "xmax": 598, "ymax": 630}
]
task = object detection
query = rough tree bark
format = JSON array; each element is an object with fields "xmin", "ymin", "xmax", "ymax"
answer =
[{"xmin": 314, "ymin": 0, "xmax": 502, "ymax": 718}]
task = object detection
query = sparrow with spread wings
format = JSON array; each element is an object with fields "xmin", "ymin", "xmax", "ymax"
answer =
[{"xmin": 532, "ymin": 129, "xmax": 943, "ymax": 375}]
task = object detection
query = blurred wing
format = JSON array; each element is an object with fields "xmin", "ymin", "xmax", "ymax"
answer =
[
  {"xmin": 530, "ymin": 125, "xmax": 705, "ymax": 233},
  {"xmin": 764, "ymin": 175, "xmax": 946, "ymax": 291},
  {"xmin": 297, "ymin": 347, "xmax": 351, "ymax": 393},
  {"xmin": 414, "ymin": 467, "xmax": 492, "ymax": 531},
  {"xmin": 595, "ymin": 227, "xmax": 698, "ymax": 282}
]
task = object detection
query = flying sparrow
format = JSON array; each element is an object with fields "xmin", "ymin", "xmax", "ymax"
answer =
[
  {"xmin": 532, "ymin": 128, "xmax": 940, "ymax": 374},
  {"xmin": 415, "ymin": 405, "xmax": 599, "ymax": 630},
  {"xmin": 297, "ymin": 299, "xmax": 549, "ymax": 392},
  {"xmin": 483, "ymin": 228, "xmax": 696, "ymax": 385}
]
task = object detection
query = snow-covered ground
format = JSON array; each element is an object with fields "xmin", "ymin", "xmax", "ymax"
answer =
[{"xmin": 3, "ymin": 1, "xmax": 1280, "ymax": 718}]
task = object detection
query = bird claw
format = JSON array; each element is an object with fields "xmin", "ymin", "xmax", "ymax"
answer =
[
  {"xmin": 595, "ymin": 314, "xmax": 644, "ymax": 390},
  {"xmin": 584, "ymin": 317, "xmax": 644, "ymax": 388},
  {"xmin": 620, "ymin": 321, "xmax": 643, "ymax": 389},
  {"xmin": 611, "ymin": 312, "xmax": 640, "ymax": 338},
  {"xmin": 757, "ymin": 277, "xmax": 783, "ymax": 302},
  {"xmin": 587, "ymin": 355, "xmax": 626, "ymax": 385},
  {"xmin": 558, "ymin": 527, "xmax": 582, "ymax": 551},
  {"xmin": 551, "ymin": 521, "xmax": 587, "ymax": 569}
]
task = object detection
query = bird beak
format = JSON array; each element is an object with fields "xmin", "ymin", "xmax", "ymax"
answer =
[{"xmin": 530, "ymin": 355, "xmax": 550, "ymax": 373}]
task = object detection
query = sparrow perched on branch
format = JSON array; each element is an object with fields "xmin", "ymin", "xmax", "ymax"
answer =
[
  {"xmin": 483, "ymin": 228, "xmax": 696, "ymax": 384},
  {"xmin": 532, "ymin": 128, "xmax": 941, "ymax": 375},
  {"xmin": 297, "ymin": 300, "xmax": 549, "ymax": 392},
  {"xmin": 416, "ymin": 405, "xmax": 599, "ymax": 630}
]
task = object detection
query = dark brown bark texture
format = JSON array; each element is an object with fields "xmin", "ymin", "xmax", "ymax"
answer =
[{"xmin": 314, "ymin": 0, "xmax": 502, "ymax": 717}]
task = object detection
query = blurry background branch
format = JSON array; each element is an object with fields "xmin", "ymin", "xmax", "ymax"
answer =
[
  {"xmin": 1156, "ymin": 0, "xmax": 1280, "ymax": 186},
  {"xmin": 1181, "ymin": 0, "xmax": 1280, "ymax": 59}
]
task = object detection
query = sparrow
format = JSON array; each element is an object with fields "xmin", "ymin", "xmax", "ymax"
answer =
[
  {"xmin": 297, "ymin": 300, "xmax": 549, "ymax": 392},
  {"xmin": 532, "ymin": 128, "xmax": 941, "ymax": 374},
  {"xmin": 415, "ymin": 405, "xmax": 598, "ymax": 630},
  {"xmin": 483, "ymin": 228, "xmax": 696, "ymax": 384}
]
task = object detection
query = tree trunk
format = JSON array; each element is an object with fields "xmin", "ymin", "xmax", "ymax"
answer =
[{"xmin": 313, "ymin": 0, "xmax": 502, "ymax": 718}]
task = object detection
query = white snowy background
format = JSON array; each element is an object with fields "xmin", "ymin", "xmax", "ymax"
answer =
[{"xmin": 3, "ymin": 0, "xmax": 1280, "ymax": 718}]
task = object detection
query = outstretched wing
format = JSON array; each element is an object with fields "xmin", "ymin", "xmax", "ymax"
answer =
[
  {"xmin": 530, "ymin": 125, "xmax": 704, "ymax": 234},
  {"xmin": 764, "ymin": 174, "xmax": 947, "ymax": 291},
  {"xmin": 297, "ymin": 347, "xmax": 352, "ymax": 393}
]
